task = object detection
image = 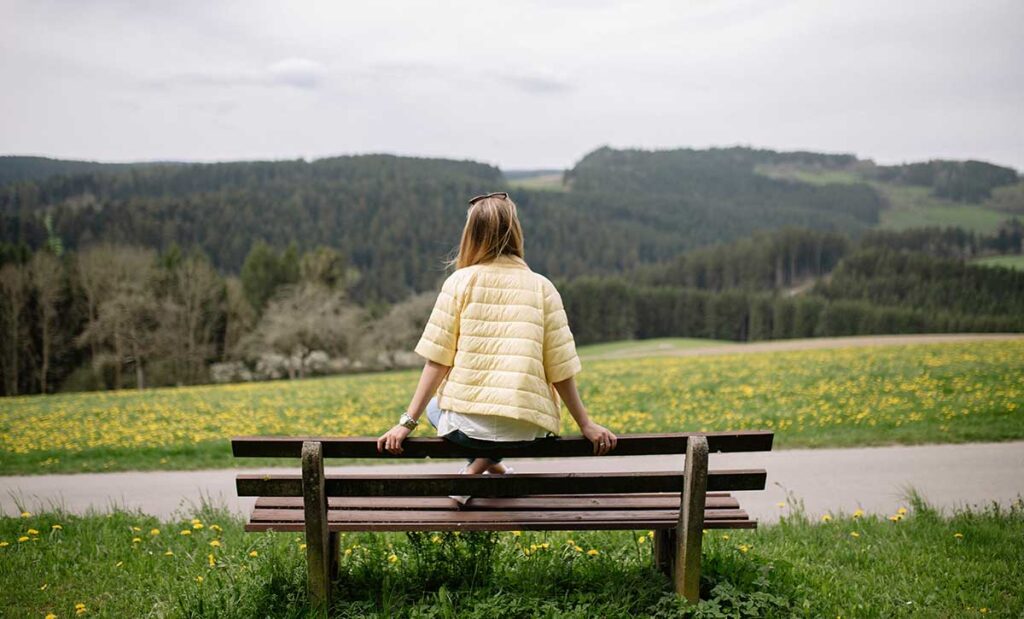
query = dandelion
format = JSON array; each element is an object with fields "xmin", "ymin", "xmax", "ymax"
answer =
[
  {"xmin": 132, "ymin": 537, "xmax": 142, "ymax": 544},
  {"xmin": 299, "ymin": 543, "xmax": 307, "ymax": 551},
  {"xmin": 27, "ymin": 528, "xmax": 39, "ymax": 535},
  {"xmin": 249, "ymin": 550, "xmax": 258, "ymax": 557},
  {"xmin": 850, "ymin": 532, "xmax": 860, "ymax": 538},
  {"xmin": 51, "ymin": 524, "xmax": 63, "ymax": 530},
  {"xmin": 192, "ymin": 523, "xmax": 204, "ymax": 530},
  {"xmin": 0, "ymin": 541, "xmax": 8, "ymax": 547},
  {"xmin": 821, "ymin": 514, "xmax": 832, "ymax": 523},
  {"xmin": 191, "ymin": 518, "xmax": 202, "ymax": 525},
  {"xmin": 20, "ymin": 511, "xmax": 31, "ymax": 518},
  {"xmin": 853, "ymin": 509, "xmax": 864, "ymax": 519},
  {"xmin": 344, "ymin": 548, "xmax": 352, "ymax": 556},
  {"xmin": 388, "ymin": 554, "xmax": 398, "ymax": 563},
  {"xmin": 738, "ymin": 544, "xmax": 750, "ymax": 553},
  {"xmin": 164, "ymin": 550, "xmax": 174, "ymax": 556},
  {"xmin": 132, "ymin": 526, "xmax": 141, "ymax": 532},
  {"xmin": 40, "ymin": 583, "xmax": 48, "ymax": 590},
  {"xmin": 722, "ymin": 534, "xmax": 730, "ymax": 540},
  {"xmin": 889, "ymin": 514, "xmax": 903, "ymax": 522},
  {"xmin": 954, "ymin": 532, "xmax": 964, "ymax": 539},
  {"xmin": 75, "ymin": 602, "xmax": 87, "ymax": 615},
  {"xmin": 587, "ymin": 549, "xmax": 599, "ymax": 556},
  {"xmin": 637, "ymin": 535, "xmax": 647, "ymax": 544},
  {"xmin": 980, "ymin": 608, "xmax": 989, "ymax": 614},
  {"xmin": 196, "ymin": 576, "xmax": 204, "ymax": 584},
  {"xmin": 573, "ymin": 545, "xmax": 583, "ymax": 553},
  {"xmin": 431, "ymin": 535, "xmax": 441, "ymax": 544},
  {"xmin": 210, "ymin": 524, "xmax": 222, "ymax": 532},
  {"xmin": 648, "ymin": 531, "xmax": 654, "ymax": 538},
  {"xmin": 180, "ymin": 530, "xmax": 192, "ymax": 536},
  {"xmin": 45, "ymin": 614, "xmax": 57, "ymax": 619},
  {"xmin": 18, "ymin": 536, "xmax": 29, "ymax": 543},
  {"xmin": 208, "ymin": 553, "xmax": 216, "ymax": 567},
  {"xmin": 776, "ymin": 502, "xmax": 786, "ymax": 508},
  {"xmin": 512, "ymin": 530, "xmax": 522, "ymax": 537},
  {"xmin": 150, "ymin": 528, "xmax": 160, "ymax": 536},
  {"xmin": 897, "ymin": 507, "xmax": 908, "ymax": 515},
  {"xmin": 209, "ymin": 540, "xmax": 221, "ymax": 548}
]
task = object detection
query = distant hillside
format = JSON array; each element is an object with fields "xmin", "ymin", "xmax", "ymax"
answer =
[
  {"xmin": 3, "ymin": 146, "xmax": 1013, "ymax": 301},
  {"xmin": 0, "ymin": 156, "xmax": 182, "ymax": 185}
]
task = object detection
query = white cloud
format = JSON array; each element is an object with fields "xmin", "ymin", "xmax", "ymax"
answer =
[{"xmin": 267, "ymin": 58, "xmax": 327, "ymax": 89}]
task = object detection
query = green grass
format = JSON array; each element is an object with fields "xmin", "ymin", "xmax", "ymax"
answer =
[
  {"xmin": 3, "ymin": 341, "xmax": 1023, "ymax": 475},
  {"xmin": 2, "ymin": 494, "xmax": 1021, "ymax": 617},
  {"xmin": 505, "ymin": 172, "xmax": 567, "ymax": 192},
  {"xmin": 577, "ymin": 337, "xmax": 730, "ymax": 359},
  {"xmin": 754, "ymin": 164, "xmax": 864, "ymax": 186},
  {"xmin": 974, "ymin": 255, "xmax": 1024, "ymax": 271}
]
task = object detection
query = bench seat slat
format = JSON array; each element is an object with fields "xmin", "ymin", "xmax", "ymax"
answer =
[
  {"xmin": 243, "ymin": 518, "xmax": 756, "ymax": 532},
  {"xmin": 254, "ymin": 494, "xmax": 742, "ymax": 511},
  {"xmin": 236, "ymin": 470, "xmax": 767, "ymax": 497},
  {"xmin": 249, "ymin": 507, "xmax": 750, "ymax": 525},
  {"xmin": 232, "ymin": 431, "xmax": 774, "ymax": 459}
]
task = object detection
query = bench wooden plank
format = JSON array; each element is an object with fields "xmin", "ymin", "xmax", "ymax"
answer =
[
  {"xmin": 249, "ymin": 508, "xmax": 750, "ymax": 524},
  {"xmin": 253, "ymin": 494, "xmax": 743, "ymax": 511},
  {"xmin": 243, "ymin": 518, "xmax": 757, "ymax": 533},
  {"xmin": 236, "ymin": 470, "xmax": 767, "ymax": 497},
  {"xmin": 231, "ymin": 431, "xmax": 774, "ymax": 459}
]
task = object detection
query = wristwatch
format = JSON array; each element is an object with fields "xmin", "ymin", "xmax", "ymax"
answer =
[{"xmin": 398, "ymin": 413, "xmax": 419, "ymax": 430}]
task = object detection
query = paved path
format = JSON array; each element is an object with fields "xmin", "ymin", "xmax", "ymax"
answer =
[
  {"xmin": 584, "ymin": 333, "xmax": 1024, "ymax": 360},
  {"xmin": 3, "ymin": 441, "xmax": 1022, "ymax": 523}
]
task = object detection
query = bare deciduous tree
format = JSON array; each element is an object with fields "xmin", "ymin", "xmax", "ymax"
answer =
[{"xmin": 0, "ymin": 263, "xmax": 30, "ymax": 395}]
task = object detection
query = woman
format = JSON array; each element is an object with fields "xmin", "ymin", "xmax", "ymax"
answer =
[{"xmin": 377, "ymin": 191, "xmax": 617, "ymax": 474}]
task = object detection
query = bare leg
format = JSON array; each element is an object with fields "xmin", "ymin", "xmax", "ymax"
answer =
[
  {"xmin": 486, "ymin": 462, "xmax": 507, "ymax": 474},
  {"xmin": 464, "ymin": 458, "xmax": 491, "ymax": 474}
]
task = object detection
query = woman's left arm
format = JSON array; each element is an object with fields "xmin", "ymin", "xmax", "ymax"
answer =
[{"xmin": 377, "ymin": 360, "xmax": 451, "ymax": 454}]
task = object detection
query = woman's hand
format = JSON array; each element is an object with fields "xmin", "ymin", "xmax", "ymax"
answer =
[
  {"xmin": 377, "ymin": 425, "xmax": 413, "ymax": 455},
  {"xmin": 581, "ymin": 422, "xmax": 617, "ymax": 456}
]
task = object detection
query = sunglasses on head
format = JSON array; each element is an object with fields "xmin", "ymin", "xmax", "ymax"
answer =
[{"xmin": 468, "ymin": 191, "xmax": 509, "ymax": 206}]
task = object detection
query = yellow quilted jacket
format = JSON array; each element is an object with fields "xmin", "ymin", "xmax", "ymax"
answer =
[{"xmin": 413, "ymin": 253, "xmax": 582, "ymax": 434}]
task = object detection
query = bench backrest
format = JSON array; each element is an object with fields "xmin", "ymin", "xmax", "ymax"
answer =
[
  {"xmin": 231, "ymin": 431, "xmax": 774, "ymax": 459},
  {"xmin": 233, "ymin": 431, "xmax": 773, "ymax": 499}
]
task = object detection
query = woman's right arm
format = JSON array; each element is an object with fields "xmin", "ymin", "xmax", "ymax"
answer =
[{"xmin": 553, "ymin": 376, "xmax": 617, "ymax": 455}]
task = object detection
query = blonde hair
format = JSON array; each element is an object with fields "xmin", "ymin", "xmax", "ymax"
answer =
[{"xmin": 448, "ymin": 194, "xmax": 525, "ymax": 270}]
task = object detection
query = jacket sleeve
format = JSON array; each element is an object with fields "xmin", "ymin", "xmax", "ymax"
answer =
[
  {"xmin": 542, "ymin": 280, "xmax": 582, "ymax": 383},
  {"xmin": 414, "ymin": 273, "xmax": 460, "ymax": 366}
]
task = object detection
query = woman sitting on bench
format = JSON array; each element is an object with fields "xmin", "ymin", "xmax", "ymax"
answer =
[{"xmin": 376, "ymin": 191, "xmax": 617, "ymax": 474}]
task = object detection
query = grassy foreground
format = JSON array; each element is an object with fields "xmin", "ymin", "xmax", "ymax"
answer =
[
  {"xmin": 1, "ymin": 341, "xmax": 1023, "ymax": 475},
  {"xmin": 1, "ymin": 495, "xmax": 1020, "ymax": 618}
]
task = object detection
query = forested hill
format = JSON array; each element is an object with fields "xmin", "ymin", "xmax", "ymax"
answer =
[
  {"xmin": 0, "ymin": 156, "xmax": 178, "ymax": 185},
  {"xmin": 0, "ymin": 146, "xmax": 892, "ymax": 301}
]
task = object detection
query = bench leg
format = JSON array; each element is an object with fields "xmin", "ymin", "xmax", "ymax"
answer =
[
  {"xmin": 302, "ymin": 441, "xmax": 331, "ymax": 616},
  {"xmin": 328, "ymin": 531, "xmax": 341, "ymax": 580},
  {"xmin": 674, "ymin": 435, "xmax": 708, "ymax": 603},
  {"xmin": 653, "ymin": 528, "xmax": 675, "ymax": 576}
]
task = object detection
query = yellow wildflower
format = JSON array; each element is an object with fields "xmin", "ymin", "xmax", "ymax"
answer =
[
  {"xmin": 209, "ymin": 540, "xmax": 221, "ymax": 548},
  {"xmin": 192, "ymin": 523, "xmax": 204, "ymax": 530},
  {"xmin": 150, "ymin": 528, "xmax": 160, "ymax": 536},
  {"xmin": 388, "ymin": 554, "xmax": 399, "ymax": 563},
  {"xmin": 132, "ymin": 537, "xmax": 142, "ymax": 544},
  {"xmin": 587, "ymin": 549, "xmax": 599, "ymax": 556},
  {"xmin": 954, "ymin": 532, "xmax": 964, "ymax": 539},
  {"xmin": 208, "ymin": 553, "xmax": 216, "ymax": 567},
  {"xmin": 889, "ymin": 514, "xmax": 903, "ymax": 522},
  {"xmin": 45, "ymin": 614, "xmax": 57, "ymax": 619},
  {"xmin": 196, "ymin": 576, "xmax": 204, "ymax": 584},
  {"xmin": 776, "ymin": 502, "xmax": 786, "ymax": 508},
  {"xmin": 852, "ymin": 509, "xmax": 864, "ymax": 518},
  {"xmin": 431, "ymin": 535, "xmax": 441, "ymax": 544},
  {"xmin": 897, "ymin": 507, "xmax": 908, "ymax": 515},
  {"xmin": 249, "ymin": 550, "xmax": 258, "ymax": 557},
  {"xmin": 738, "ymin": 544, "xmax": 750, "ymax": 553},
  {"xmin": 20, "ymin": 511, "xmax": 31, "ymax": 518},
  {"xmin": 18, "ymin": 536, "xmax": 29, "ymax": 543},
  {"xmin": 40, "ymin": 583, "xmax": 48, "ymax": 590},
  {"xmin": 821, "ymin": 514, "xmax": 832, "ymax": 523},
  {"xmin": 180, "ymin": 530, "xmax": 192, "ymax": 536},
  {"xmin": 512, "ymin": 530, "xmax": 522, "ymax": 537},
  {"xmin": 210, "ymin": 524, "xmax": 222, "ymax": 532},
  {"xmin": 573, "ymin": 545, "xmax": 583, "ymax": 553},
  {"xmin": 722, "ymin": 534, "xmax": 730, "ymax": 540},
  {"xmin": 850, "ymin": 532, "xmax": 860, "ymax": 538},
  {"xmin": 637, "ymin": 535, "xmax": 647, "ymax": 543},
  {"xmin": 164, "ymin": 550, "xmax": 174, "ymax": 556},
  {"xmin": 0, "ymin": 541, "xmax": 8, "ymax": 547},
  {"xmin": 51, "ymin": 524, "xmax": 63, "ymax": 530},
  {"xmin": 648, "ymin": 531, "xmax": 654, "ymax": 538},
  {"xmin": 132, "ymin": 526, "xmax": 141, "ymax": 532},
  {"xmin": 299, "ymin": 543, "xmax": 307, "ymax": 551},
  {"xmin": 27, "ymin": 528, "xmax": 39, "ymax": 535}
]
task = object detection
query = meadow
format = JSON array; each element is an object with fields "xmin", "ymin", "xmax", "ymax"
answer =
[
  {"xmin": 975, "ymin": 255, "xmax": 1024, "ymax": 271},
  {"xmin": 1, "ymin": 494, "xmax": 1021, "ymax": 617},
  {"xmin": 2, "ymin": 341, "xmax": 1023, "ymax": 475}
]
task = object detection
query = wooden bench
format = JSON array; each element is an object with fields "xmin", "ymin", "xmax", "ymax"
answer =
[{"xmin": 232, "ymin": 431, "xmax": 773, "ymax": 613}]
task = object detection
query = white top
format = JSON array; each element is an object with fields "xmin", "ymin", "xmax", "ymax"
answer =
[{"xmin": 435, "ymin": 409, "xmax": 550, "ymax": 442}]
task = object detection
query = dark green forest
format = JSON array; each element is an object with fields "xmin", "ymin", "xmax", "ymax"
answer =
[{"xmin": 0, "ymin": 147, "xmax": 1021, "ymax": 395}]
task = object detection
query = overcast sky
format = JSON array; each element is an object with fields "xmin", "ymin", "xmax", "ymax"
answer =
[{"xmin": 2, "ymin": 0, "xmax": 1022, "ymax": 170}]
